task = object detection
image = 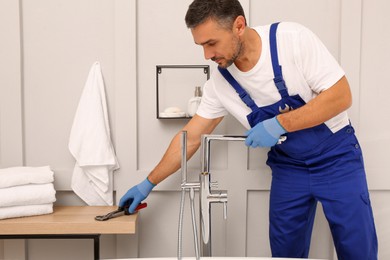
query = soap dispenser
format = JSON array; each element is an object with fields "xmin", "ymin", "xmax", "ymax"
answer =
[{"xmin": 187, "ymin": 86, "xmax": 202, "ymax": 117}]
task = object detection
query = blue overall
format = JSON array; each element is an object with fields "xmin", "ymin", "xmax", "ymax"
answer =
[{"xmin": 218, "ymin": 23, "xmax": 378, "ymax": 259}]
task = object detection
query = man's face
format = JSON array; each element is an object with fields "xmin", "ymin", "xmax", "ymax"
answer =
[{"xmin": 191, "ymin": 18, "xmax": 242, "ymax": 69}]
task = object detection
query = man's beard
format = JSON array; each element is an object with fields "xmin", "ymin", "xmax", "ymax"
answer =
[{"xmin": 215, "ymin": 37, "xmax": 243, "ymax": 69}]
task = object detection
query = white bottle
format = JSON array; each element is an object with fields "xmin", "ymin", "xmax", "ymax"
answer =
[{"xmin": 187, "ymin": 86, "xmax": 202, "ymax": 117}]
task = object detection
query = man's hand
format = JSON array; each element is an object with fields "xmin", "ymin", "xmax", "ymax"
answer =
[
  {"xmin": 119, "ymin": 178, "xmax": 155, "ymax": 213},
  {"xmin": 245, "ymin": 116, "xmax": 287, "ymax": 148}
]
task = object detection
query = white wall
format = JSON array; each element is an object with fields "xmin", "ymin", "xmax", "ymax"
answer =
[{"xmin": 0, "ymin": 0, "xmax": 389, "ymax": 259}]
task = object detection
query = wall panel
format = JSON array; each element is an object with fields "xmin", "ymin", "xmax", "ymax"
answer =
[
  {"xmin": 358, "ymin": 1, "xmax": 390, "ymax": 259},
  {"xmin": 0, "ymin": 0, "xmax": 24, "ymax": 168},
  {"xmin": 21, "ymin": 0, "xmax": 116, "ymax": 182},
  {"xmin": 0, "ymin": 0, "xmax": 26, "ymax": 258},
  {"xmin": 1, "ymin": 0, "xmax": 389, "ymax": 259},
  {"xmin": 359, "ymin": 0, "xmax": 390, "ymax": 188}
]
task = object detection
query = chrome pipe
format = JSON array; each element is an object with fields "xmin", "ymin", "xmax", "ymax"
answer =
[
  {"xmin": 181, "ymin": 131, "xmax": 188, "ymax": 184},
  {"xmin": 201, "ymin": 135, "xmax": 246, "ymax": 173},
  {"xmin": 178, "ymin": 131, "xmax": 200, "ymax": 260}
]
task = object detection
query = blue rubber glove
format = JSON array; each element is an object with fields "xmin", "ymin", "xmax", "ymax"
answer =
[
  {"xmin": 119, "ymin": 178, "xmax": 155, "ymax": 213},
  {"xmin": 245, "ymin": 116, "xmax": 287, "ymax": 148}
]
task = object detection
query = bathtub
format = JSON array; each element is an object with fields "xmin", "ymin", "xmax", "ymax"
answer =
[{"xmin": 105, "ymin": 257, "xmax": 326, "ymax": 260}]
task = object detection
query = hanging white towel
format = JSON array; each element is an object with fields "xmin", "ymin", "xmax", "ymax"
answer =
[
  {"xmin": 0, "ymin": 166, "xmax": 54, "ymax": 189},
  {"xmin": 0, "ymin": 183, "xmax": 56, "ymax": 207},
  {"xmin": 0, "ymin": 203, "xmax": 53, "ymax": 220},
  {"xmin": 68, "ymin": 62, "xmax": 119, "ymax": 206}
]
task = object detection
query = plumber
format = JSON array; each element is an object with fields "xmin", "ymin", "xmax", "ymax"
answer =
[{"xmin": 120, "ymin": 0, "xmax": 378, "ymax": 259}]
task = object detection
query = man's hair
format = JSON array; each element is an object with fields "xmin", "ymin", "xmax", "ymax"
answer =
[{"xmin": 185, "ymin": 0, "xmax": 246, "ymax": 30}]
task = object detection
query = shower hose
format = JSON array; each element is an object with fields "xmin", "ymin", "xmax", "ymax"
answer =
[{"xmin": 177, "ymin": 186, "xmax": 200, "ymax": 260}]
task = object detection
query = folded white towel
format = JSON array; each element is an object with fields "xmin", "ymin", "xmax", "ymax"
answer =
[
  {"xmin": 0, "ymin": 166, "xmax": 54, "ymax": 188},
  {"xmin": 0, "ymin": 203, "xmax": 53, "ymax": 220},
  {"xmin": 69, "ymin": 62, "xmax": 119, "ymax": 206},
  {"xmin": 0, "ymin": 183, "xmax": 56, "ymax": 207}
]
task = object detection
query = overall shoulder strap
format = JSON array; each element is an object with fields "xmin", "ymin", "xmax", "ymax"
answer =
[
  {"xmin": 217, "ymin": 67, "xmax": 258, "ymax": 111},
  {"xmin": 270, "ymin": 22, "xmax": 289, "ymax": 98}
]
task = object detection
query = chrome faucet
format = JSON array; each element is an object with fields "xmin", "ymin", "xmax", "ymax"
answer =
[
  {"xmin": 180, "ymin": 132, "xmax": 284, "ymax": 257},
  {"xmin": 199, "ymin": 135, "xmax": 246, "ymax": 256}
]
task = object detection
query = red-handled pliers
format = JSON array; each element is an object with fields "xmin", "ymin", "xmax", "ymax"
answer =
[{"xmin": 95, "ymin": 202, "xmax": 147, "ymax": 221}]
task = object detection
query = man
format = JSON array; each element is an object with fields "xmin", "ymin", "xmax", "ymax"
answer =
[{"xmin": 120, "ymin": 0, "xmax": 378, "ymax": 259}]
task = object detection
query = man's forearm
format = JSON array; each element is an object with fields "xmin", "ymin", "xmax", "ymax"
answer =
[
  {"xmin": 147, "ymin": 115, "xmax": 223, "ymax": 185},
  {"xmin": 277, "ymin": 76, "xmax": 352, "ymax": 132},
  {"xmin": 147, "ymin": 131, "xmax": 201, "ymax": 185}
]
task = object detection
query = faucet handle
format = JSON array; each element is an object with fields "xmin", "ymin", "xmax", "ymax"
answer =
[
  {"xmin": 210, "ymin": 181, "xmax": 218, "ymax": 189},
  {"xmin": 219, "ymin": 190, "xmax": 228, "ymax": 220},
  {"xmin": 223, "ymin": 201, "xmax": 228, "ymax": 220}
]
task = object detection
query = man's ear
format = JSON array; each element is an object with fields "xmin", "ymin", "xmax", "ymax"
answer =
[{"xmin": 233, "ymin": 15, "xmax": 246, "ymax": 36}]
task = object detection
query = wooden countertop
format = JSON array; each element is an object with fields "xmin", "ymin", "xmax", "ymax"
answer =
[{"xmin": 0, "ymin": 206, "xmax": 138, "ymax": 235}]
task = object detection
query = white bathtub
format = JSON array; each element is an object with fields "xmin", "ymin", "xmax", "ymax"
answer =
[{"xmin": 105, "ymin": 257, "xmax": 327, "ymax": 260}]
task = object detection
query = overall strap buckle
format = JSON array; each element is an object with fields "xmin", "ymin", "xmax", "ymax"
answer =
[
  {"xmin": 239, "ymin": 92, "xmax": 257, "ymax": 110},
  {"xmin": 270, "ymin": 22, "xmax": 289, "ymax": 98},
  {"xmin": 273, "ymin": 75, "xmax": 289, "ymax": 98}
]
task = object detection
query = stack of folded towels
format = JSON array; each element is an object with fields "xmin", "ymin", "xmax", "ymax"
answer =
[{"xmin": 0, "ymin": 166, "xmax": 56, "ymax": 220}]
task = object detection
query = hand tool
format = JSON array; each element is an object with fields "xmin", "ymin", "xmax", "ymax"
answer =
[{"xmin": 95, "ymin": 202, "xmax": 147, "ymax": 221}]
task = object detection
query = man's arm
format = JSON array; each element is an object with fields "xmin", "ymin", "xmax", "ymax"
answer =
[
  {"xmin": 277, "ymin": 76, "xmax": 352, "ymax": 132},
  {"xmin": 148, "ymin": 114, "xmax": 223, "ymax": 185}
]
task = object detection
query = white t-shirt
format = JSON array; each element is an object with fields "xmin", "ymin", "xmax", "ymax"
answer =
[{"xmin": 196, "ymin": 22, "xmax": 349, "ymax": 133}]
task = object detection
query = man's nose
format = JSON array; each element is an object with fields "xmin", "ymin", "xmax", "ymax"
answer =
[{"xmin": 203, "ymin": 47, "xmax": 214, "ymax": 60}]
